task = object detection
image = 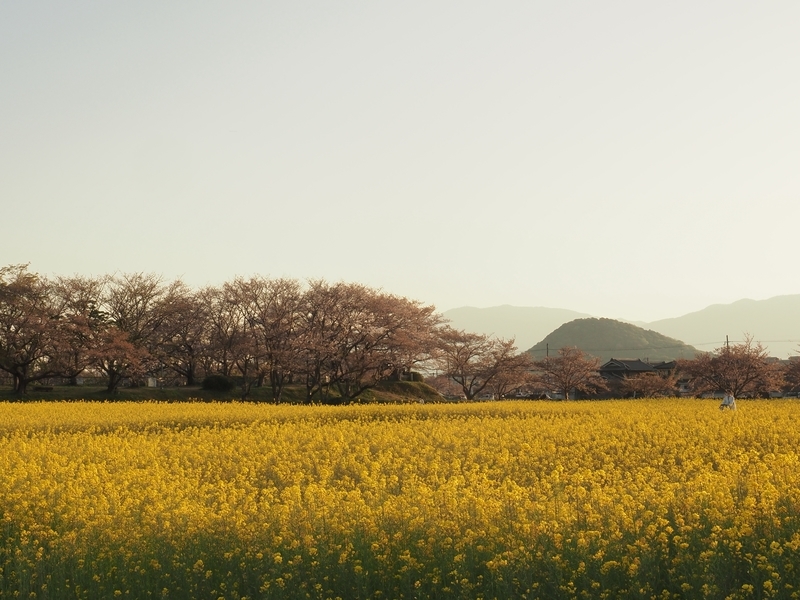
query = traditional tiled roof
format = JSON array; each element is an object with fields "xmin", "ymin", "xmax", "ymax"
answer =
[
  {"xmin": 599, "ymin": 359, "xmax": 655, "ymax": 372},
  {"xmin": 652, "ymin": 360, "xmax": 677, "ymax": 370}
]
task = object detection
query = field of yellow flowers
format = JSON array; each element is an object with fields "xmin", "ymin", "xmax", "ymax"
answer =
[{"xmin": 1, "ymin": 399, "xmax": 800, "ymax": 599}]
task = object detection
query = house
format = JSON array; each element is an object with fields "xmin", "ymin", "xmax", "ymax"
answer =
[
  {"xmin": 652, "ymin": 360, "xmax": 677, "ymax": 374},
  {"xmin": 598, "ymin": 358, "xmax": 687, "ymax": 397},
  {"xmin": 598, "ymin": 358, "xmax": 657, "ymax": 381}
]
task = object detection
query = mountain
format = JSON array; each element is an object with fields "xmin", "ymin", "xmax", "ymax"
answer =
[
  {"xmin": 526, "ymin": 318, "xmax": 700, "ymax": 362},
  {"xmin": 442, "ymin": 305, "xmax": 591, "ymax": 352},
  {"xmin": 644, "ymin": 295, "xmax": 800, "ymax": 358},
  {"xmin": 443, "ymin": 295, "xmax": 800, "ymax": 359}
]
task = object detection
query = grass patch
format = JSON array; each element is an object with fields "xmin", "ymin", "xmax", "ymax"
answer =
[{"xmin": 0, "ymin": 381, "xmax": 444, "ymax": 403}]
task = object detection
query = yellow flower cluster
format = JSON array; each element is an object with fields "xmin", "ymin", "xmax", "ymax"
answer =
[{"xmin": 1, "ymin": 399, "xmax": 800, "ymax": 599}]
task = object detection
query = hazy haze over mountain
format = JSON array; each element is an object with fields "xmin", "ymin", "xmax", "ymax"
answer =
[
  {"xmin": 645, "ymin": 295, "xmax": 800, "ymax": 359},
  {"xmin": 445, "ymin": 295, "xmax": 800, "ymax": 359},
  {"xmin": 442, "ymin": 306, "xmax": 590, "ymax": 353}
]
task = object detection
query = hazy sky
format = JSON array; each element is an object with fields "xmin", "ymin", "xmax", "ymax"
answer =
[{"xmin": 2, "ymin": 2, "xmax": 799, "ymax": 322}]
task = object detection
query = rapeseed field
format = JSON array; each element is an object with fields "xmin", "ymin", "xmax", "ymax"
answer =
[{"xmin": 1, "ymin": 399, "xmax": 799, "ymax": 599}]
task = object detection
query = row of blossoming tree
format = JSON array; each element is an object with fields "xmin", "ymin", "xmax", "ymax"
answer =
[
  {"xmin": 0, "ymin": 265, "xmax": 436, "ymax": 400},
  {"xmin": 0, "ymin": 265, "xmax": 532, "ymax": 401},
  {"xmin": 2, "ymin": 264, "xmax": 798, "ymax": 400}
]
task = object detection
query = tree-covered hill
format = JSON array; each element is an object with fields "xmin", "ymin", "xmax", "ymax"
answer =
[{"xmin": 527, "ymin": 318, "xmax": 700, "ymax": 362}]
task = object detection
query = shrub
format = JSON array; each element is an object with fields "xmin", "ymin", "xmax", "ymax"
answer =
[{"xmin": 201, "ymin": 375, "xmax": 235, "ymax": 392}]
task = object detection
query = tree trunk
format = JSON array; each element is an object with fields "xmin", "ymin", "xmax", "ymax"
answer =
[
  {"xmin": 183, "ymin": 361, "xmax": 197, "ymax": 386},
  {"xmin": 304, "ymin": 363, "xmax": 322, "ymax": 404},
  {"xmin": 106, "ymin": 371, "xmax": 123, "ymax": 394},
  {"xmin": 270, "ymin": 369, "xmax": 284, "ymax": 403},
  {"xmin": 239, "ymin": 360, "xmax": 253, "ymax": 401},
  {"xmin": 240, "ymin": 379, "xmax": 253, "ymax": 401}
]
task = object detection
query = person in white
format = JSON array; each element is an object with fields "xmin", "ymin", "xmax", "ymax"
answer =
[{"xmin": 720, "ymin": 392, "xmax": 736, "ymax": 410}]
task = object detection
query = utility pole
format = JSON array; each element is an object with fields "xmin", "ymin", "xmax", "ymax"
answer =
[
  {"xmin": 546, "ymin": 343, "xmax": 549, "ymax": 357},
  {"xmin": 726, "ymin": 335, "xmax": 729, "ymax": 349}
]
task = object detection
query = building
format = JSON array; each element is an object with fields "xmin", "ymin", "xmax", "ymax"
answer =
[{"xmin": 598, "ymin": 358, "xmax": 686, "ymax": 397}]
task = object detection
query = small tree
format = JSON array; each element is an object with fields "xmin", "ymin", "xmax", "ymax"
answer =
[
  {"xmin": 682, "ymin": 336, "xmax": 783, "ymax": 398},
  {"xmin": 0, "ymin": 265, "xmax": 61, "ymax": 394},
  {"xmin": 99, "ymin": 273, "xmax": 170, "ymax": 386},
  {"xmin": 619, "ymin": 371, "xmax": 678, "ymax": 398},
  {"xmin": 155, "ymin": 285, "xmax": 209, "ymax": 386},
  {"xmin": 220, "ymin": 279, "xmax": 262, "ymax": 401},
  {"xmin": 202, "ymin": 285, "xmax": 241, "ymax": 378},
  {"xmin": 534, "ymin": 346, "xmax": 607, "ymax": 400},
  {"xmin": 435, "ymin": 327, "xmax": 530, "ymax": 400},
  {"xmin": 488, "ymin": 340, "xmax": 535, "ymax": 399},
  {"xmin": 90, "ymin": 328, "xmax": 149, "ymax": 394},
  {"xmin": 785, "ymin": 354, "xmax": 800, "ymax": 394},
  {"xmin": 50, "ymin": 274, "xmax": 107, "ymax": 385},
  {"xmin": 233, "ymin": 276, "xmax": 304, "ymax": 402},
  {"xmin": 297, "ymin": 281, "xmax": 440, "ymax": 404}
]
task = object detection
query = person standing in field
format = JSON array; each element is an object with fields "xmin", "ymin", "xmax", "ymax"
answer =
[{"xmin": 720, "ymin": 392, "xmax": 736, "ymax": 410}]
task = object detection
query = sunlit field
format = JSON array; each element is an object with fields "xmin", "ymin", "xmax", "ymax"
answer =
[{"xmin": 2, "ymin": 400, "xmax": 800, "ymax": 599}]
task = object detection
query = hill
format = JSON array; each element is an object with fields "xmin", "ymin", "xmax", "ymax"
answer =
[
  {"xmin": 442, "ymin": 305, "xmax": 590, "ymax": 352},
  {"xmin": 526, "ymin": 318, "xmax": 700, "ymax": 362},
  {"xmin": 645, "ymin": 295, "xmax": 800, "ymax": 358}
]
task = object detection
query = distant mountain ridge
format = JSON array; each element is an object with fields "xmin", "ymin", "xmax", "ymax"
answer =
[
  {"xmin": 443, "ymin": 295, "xmax": 800, "ymax": 359},
  {"xmin": 646, "ymin": 295, "xmax": 800, "ymax": 358},
  {"xmin": 526, "ymin": 318, "xmax": 700, "ymax": 362}
]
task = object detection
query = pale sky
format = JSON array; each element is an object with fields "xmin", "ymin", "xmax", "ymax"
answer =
[{"xmin": 2, "ymin": 1, "xmax": 799, "ymax": 322}]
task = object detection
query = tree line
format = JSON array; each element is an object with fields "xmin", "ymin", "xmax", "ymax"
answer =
[
  {"xmin": 2, "ymin": 265, "xmax": 798, "ymax": 401},
  {"xmin": 0, "ymin": 265, "xmax": 532, "ymax": 401}
]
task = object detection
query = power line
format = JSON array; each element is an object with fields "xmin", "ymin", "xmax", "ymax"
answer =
[
  {"xmin": 530, "ymin": 340, "xmax": 800, "ymax": 354},
  {"xmin": 530, "ymin": 344, "xmax": 694, "ymax": 354},
  {"xmin": 686, "ymin": 339, "xmax": 800, "ymax": 347}
]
